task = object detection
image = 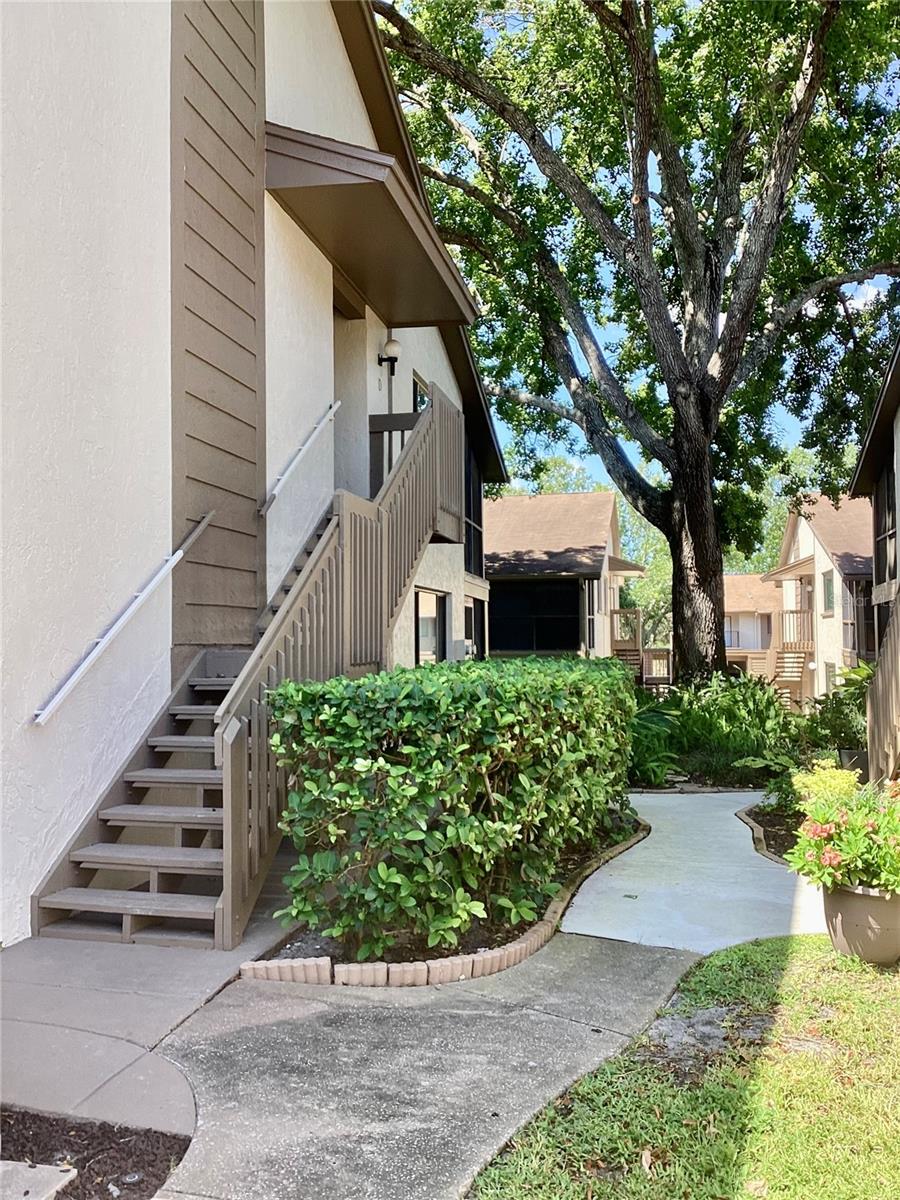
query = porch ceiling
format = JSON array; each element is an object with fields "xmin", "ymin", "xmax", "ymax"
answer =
[{"xmin": 265, "ymin": 123, "xmax": 478, "ymax": 327}]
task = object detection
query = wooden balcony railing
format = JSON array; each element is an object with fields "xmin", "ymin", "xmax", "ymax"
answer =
[
  {"xmin": 611, "ymin": 607, "xmax": 642, "ymax": 650},
  {"xmin": 868, "ymin": 602, "xmax": 900, "ymax": 782},
  {"xmin": 779, "ymin": 608, "xmax": 814, "ymax": 650},
  {"xmin": 213, "ymin": 386, "xmax": 464, "ymax": 948}
]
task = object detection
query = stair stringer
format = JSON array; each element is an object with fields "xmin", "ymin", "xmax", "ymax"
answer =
[{"xmin": 30, "ymin": 651, "xmax": 206, "ymax": 936}]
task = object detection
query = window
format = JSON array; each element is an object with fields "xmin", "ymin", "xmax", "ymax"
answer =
[
  {"xmin": 724, "ymin": 615, "xmax": 740, "ymax": 648},
  {"xmin": 412, "ymin": 375, "xmax": 430, "ymax": 413},
  {"xmin": 586, "ymin": 581, "xmax": 596, "ymax": 650},
  {"xmin": 464, "ymin": 441, "xmax": 484, "ymax": 577},
  {"xmin": 415, "ymin": 590, "xmax": 447, "ymax": 664},
  {"xmin": 822, "ymin": 569, "xmax": 835, "ymax": 615},
  {"xmin": 825, "ymin": 661, "xmax": 837, "ymax": 694},
  {"xmin": 874, "ymin": 459, "xmax": 897, "ymax": 586},
  {"xmin": 464, "ymin": 597, "xmax": 486, "ymax": 659},
  {"xmin": 842, "ymin": 580, "xmax": 857, "ymax": 651}
]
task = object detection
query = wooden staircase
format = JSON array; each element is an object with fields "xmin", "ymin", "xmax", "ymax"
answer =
[
  {"xmin": 32, "ymin": 385, "xmax": 466, "ymax": 950},
  {"xmin": 33, "ymin": 657, "xmax": 243, "ymax": 949},
  {"xmin": 775, "ymin": 649, "xmax": 807, "ymax": 683}
]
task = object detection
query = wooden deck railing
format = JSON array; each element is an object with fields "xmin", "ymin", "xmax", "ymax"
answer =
[
  {"xmin": 213, "ymin": 386, "xmax": 464, "ymax": 948},
  {"xmin": 779, "ymin": 608, "xmax": 814, "ymax": 650},
  {"xmin": 611, "ymin": 608, "xmax": 642, "ymax": 651},
  {"xmin": 868, "ymin": 602, "xmax": 900, "ymax": 782}
]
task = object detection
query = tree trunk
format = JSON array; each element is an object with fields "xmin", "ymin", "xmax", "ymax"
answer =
[{"xmin": 666, "ymin": 435, "xmax": 727, "ymax": 681}]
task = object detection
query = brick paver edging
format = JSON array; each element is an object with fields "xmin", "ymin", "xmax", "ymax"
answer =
[
  {"xmin": 735, "ymin": 802, "xmax": 789, "ymax": 866},
  {"xmin": 239, "ymin": 820, "xmax": 651, "ymax": 987}
]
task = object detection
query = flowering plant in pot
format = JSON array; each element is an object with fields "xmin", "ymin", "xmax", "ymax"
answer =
[{"xmin": 786, "ymin": 764, "xmax": 900, "ymax": 965}]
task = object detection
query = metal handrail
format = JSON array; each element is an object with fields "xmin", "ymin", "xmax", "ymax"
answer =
[
  {"xmin": 259, "ymin": 401, "xmax": 341, "ymax": 516},
  {"xmin": 33, "ymin": 511, "xmax": 216, "ymax": 726}
]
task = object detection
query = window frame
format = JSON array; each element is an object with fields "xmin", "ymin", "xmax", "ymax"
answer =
[
  {"xmin": 822, "ymin": 568, "xmax": 835, "ymax": 616},
  {"xmin": 414, "ymin": 589, "xmax": 448, "ymax": 665}
]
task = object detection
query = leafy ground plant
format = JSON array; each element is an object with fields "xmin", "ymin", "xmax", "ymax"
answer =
[
  {"xmin": 270, "ymin": 657, "xmax": 635, "ymax": 959},
  {"xmin": 471, "ymin": 936, "xmax": 900, "ymax": 1200}
]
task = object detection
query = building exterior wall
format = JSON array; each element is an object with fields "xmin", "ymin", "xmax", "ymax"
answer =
[
  {"xmin": 265, "ymin": 0, "xmax": 377, "ymax": 148},
  {"xmin": 391, "ymin": 544, "xmax": 469, "ymax": 667},
  {"xmin": 171, "ymin": 0, "xmax": 266, "ymax": 656},
  {"xmin": 0, "ymin": 0, "xmax": 172, "ymax": 945},
  {"xmin": 264, "ymin": 197, "xmax": 335, "ymax": 596}
]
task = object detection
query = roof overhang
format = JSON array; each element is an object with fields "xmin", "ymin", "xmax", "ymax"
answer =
[
  {"xmin": 266, "ymin": 123, "xmax": 479, "ymax": 328},
  {"xmin": 440, "ymin": 326, "xmax": 507, "ymax": 484},
  {"xmin": 608, "ymin": 554, "xmax": 645, "ymax": 577},
  {"xmin": 850, "ymin": 336, "xmax": 900, "ymax": 496},
  {"xmin": 761, "ymin": 554, "xmax": 814, "ymax": 583}
]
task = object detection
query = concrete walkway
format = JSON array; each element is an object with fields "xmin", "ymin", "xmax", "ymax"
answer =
[
  {"xmin": 0, "ymin": 853, "xmax": 295, "ymax": 1133},
  {"xmin": 1, "ymin": 791, "xmax": 827, "ymax": 1200},
  {"xmin": 563, "ymin": 791, "xmax": 827, "ymax": 952},
  {"xmin": 156, "ymin": 936, "xmax": 696, "ymax": 1200}
]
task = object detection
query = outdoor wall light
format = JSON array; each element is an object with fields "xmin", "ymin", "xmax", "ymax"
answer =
[{"xmin": 378, "ymin": 337, "xmax": 401, "ymax": 376}]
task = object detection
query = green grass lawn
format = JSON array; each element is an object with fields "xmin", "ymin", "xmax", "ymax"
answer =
[{"xmin": 470, "ymin": 936, "xmax": 899, "ymax": 1200}]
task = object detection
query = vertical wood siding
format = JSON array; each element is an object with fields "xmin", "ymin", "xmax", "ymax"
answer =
[{"xmin": 171, "ymin": 1, "xmax": 265, "ymax": 655}]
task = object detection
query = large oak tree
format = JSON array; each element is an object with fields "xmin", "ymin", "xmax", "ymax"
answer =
[{"xmin": 374, "ymin": 0, "xmax": 900, "ymax": 678}]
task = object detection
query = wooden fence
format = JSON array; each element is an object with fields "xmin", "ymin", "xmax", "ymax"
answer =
[{"xmin": 868, "ymin": 601, "xmax": 900, "ymax": 783}]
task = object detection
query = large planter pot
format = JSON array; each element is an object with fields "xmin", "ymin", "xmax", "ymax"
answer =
[
  {"xmin": 838, "ymin": 748, "xmax": 869, "ymax": 781},
  {"xmin": 823, "ymin": 884, "xmax": 900, "ymax": 966}
]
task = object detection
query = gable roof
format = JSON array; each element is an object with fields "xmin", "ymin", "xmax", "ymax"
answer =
[
  {"xmin": 805, "ymin": 494, "xmax": 873, "ymax": 577},
  {"xmin": 850, "ymin": 336, "xmax": 900, "ymax": 497},
  {"xmin": 723, "ymin": 573, "xmax": 781, "ymax": 614},
  {"xmin": 484, "ymin": 492, "xmax": 627, "ymax": 577}
]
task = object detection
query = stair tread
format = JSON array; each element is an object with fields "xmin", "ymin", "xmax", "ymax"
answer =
[
  {"xmin": 148, "ymin": 735, "xmax": 215, "ymax": 751},
  {"xmin": 170, "ymin": 705, "xmax": 218, "ymax": 718},
  {"xmin": 101, "ymin": 804, "xmax": 223, "ymax": 826},
  {"xmin": 124, "ymin": 768, "xmax": 222, "ymax": 786},
  {"xmin": 40, "ymin": 888, "xmax": 218, "ymax": 919},
  {"xmin": 71, "ymin": 843, "xmax": 224, "ymax": 869},
  {"xmin": 189, "ymin": 676, "xmax": 237, "ymax": 689}
]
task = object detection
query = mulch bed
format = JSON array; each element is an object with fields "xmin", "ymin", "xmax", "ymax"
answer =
[
  {"xmin": 274, "ymin": 819, "xmax": 639, "ymax": 965},
  {"xmin": 0, "ymin": 1108, "xmax": 189, "ymax": 1200},
  {"xmin": 745, "ymin": 803, "xmax": 802, "ymax": 860}
]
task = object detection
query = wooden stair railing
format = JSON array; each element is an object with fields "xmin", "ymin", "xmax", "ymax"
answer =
[
  {"xmin": 868, "ymin": 601, "xmax": 900, "ymax": 782},
  {"xmin": 213, "ymin": 385, "xmax": 464, "ymax": 948}
]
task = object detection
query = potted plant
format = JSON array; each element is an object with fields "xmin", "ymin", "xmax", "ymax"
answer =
[{"xmin": 786, "ymin": 764, "xmax": 900, "ymax": 966}]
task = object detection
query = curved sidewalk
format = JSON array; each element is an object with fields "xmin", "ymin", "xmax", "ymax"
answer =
[
  {"xmin": 156, "ymin": 789, "xmax": 825, "ymax": 1200},
  {"xmin": 563, "ymin": 790, "xmax": 827, "ymax": 952}
]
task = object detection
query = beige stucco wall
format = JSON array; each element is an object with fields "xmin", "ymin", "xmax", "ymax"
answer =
[
  {"xmin": 0, "ymin": 1, "xmax": 172, "ymax": 945},
  {"xmin": 265, "ymin": 0, "xmax": 377, "ymax": 148},
  {"xmin": 391, "ymin": 544, "xmax": 469, "ymax": 667},
  {"xmin": 264, "ymin": 197, "xmax": 336, "ymax": 596},
  {"xmin": 811, "ymin": 529, "xmax": 845, "ymax": 697}
]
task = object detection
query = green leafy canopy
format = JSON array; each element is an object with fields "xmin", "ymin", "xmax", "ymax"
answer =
[{"xmin": 379, "ymin": 0, "xmax": 900, "ymax": 557}]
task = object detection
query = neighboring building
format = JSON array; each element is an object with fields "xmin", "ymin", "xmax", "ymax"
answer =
[
  {"xmin": 723, "ymin": 574, "xmax": 781, "ymax": 679},
  {"xmin": 850, "ymin": 338, "xmax": 899, "ymax": 780},
  {"xmin": 1, "ymin": 1, "xmax": 505, "ymax": 949},
  {"xmin": 762, "ymin": 494, "xmax": 875, "ymax": 703},
  {"xmin": 483, "ymin": 493, "xmax": 644, "ymax": 665}
]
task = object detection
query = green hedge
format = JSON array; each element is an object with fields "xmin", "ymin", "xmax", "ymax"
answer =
[{"xmin": 270, "ymin": 657, "xmax": 636, "ymax": 959}]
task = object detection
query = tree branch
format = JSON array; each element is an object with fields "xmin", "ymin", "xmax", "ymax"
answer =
[
  {"xmin": 713, "ymin": 0, "xmax": 843, "ymax": 392},
  {"xmin": 485, "ymin": 383, "xmax": 587, "ymax": 430},
  {"xmin": 731, "ymin": 261, "xmax": 900, "ymax": 391},
  {"xmin": 538, "ymin": 313, "xmax": 670, "ymax": 526},
  {"xmin": 373, "ymin": 0, "xmax": 629, "ymax": 269}
]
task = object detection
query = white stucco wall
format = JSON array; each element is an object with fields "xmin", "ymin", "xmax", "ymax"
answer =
[
  {"xmin": 0, "ymin": 1, "xmax": 172, "ymax": 945},
  {"xmin": 264, "ymin": 197, "xmax": 336, "ymax": 596},
  {"xmin": 333, "ymin": 315, "xmax": 370, "ymax": 497},
  {"xmin": 265, "ymin": 0, "xmax": 377, "ymax": 148}
]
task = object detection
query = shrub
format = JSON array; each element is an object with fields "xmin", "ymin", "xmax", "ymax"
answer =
[
  {"xmin": 804, "ymin": 663, "xmax": 872, "ymax": 751},
  {"xmin": 666, "ymin": 673, "xmax": 801, "ymax": 785},
  {"xmin": 269, "ymin": 657, "xmax": 636, "ymax": 959},
  {"xmin": 785, "ymin": 766, "xmax": 900, "ymax": 893},
  {"xmin": 629, "ymin": 692, "xmax": 677, "ymax": 786}
]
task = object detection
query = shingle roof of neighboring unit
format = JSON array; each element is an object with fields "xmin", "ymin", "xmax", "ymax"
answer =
[
  {"xmin": 723, "ymin": 573, "xmax": 781, "ymax": 614},
  {"xmin": 805, "ymin": 493, "xmax": 873, "ymax": 577},
  {"xmin": 484, "ymin": 492, "xmax": 630, "ymax": 577}
]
